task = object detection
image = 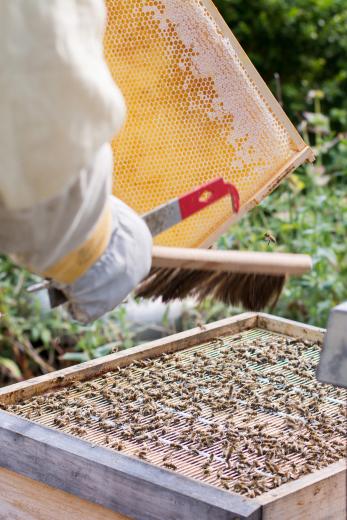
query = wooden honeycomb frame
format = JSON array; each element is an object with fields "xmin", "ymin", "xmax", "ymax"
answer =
[
  {"xmin": 105, "ymin": 0, "xmax": 315, "ymax": 248},
  {"xmin": 0, "ymin": 313, "xmax": 345, "ymax": 520}
]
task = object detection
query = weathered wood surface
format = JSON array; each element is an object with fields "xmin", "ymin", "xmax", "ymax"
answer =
[
  {"xmin": 0, "ymin": 412, "xmax": 260, "ymax": 520},
  {"xmin": 257, "ymin": 313, "xmax": 325, "ymax": 342},
  {"xmin": 0, "ymin": 313, "xmax": 258, "ymax": 405},
  {"xmin": 258, "ymin": 460, "xmax": 346, "ymax": 520},
  {"xmin": 0, "ymin": 467, "xmax": 129, "ymax": 520}
]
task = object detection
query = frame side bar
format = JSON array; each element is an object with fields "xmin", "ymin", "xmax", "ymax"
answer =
[
  {"xmin": 201, "ymin": 147, "xmax": 313, "ymax": 247},
  {"xmin": 202, "ymin": 0, "xmax": 308, "ymax": 151}
]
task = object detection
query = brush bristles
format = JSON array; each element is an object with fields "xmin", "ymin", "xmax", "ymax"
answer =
[{"xmin": 136, "ymin": 267, "xmax": 286, "ymax": 311}]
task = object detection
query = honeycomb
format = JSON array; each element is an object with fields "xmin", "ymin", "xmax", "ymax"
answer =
[{"xmin": 105, "ymin": 0, "xmax": 309, "ymax": 247}]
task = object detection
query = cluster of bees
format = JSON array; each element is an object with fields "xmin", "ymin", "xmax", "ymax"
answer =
[{"xmin": 3, "ymin": 330, "xmax": 346, "ymax": 498}]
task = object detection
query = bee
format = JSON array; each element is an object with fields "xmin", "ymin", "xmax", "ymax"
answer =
[
  {"xmin": 70, "ymin": 426, "xmax": 87, "ymax": 436},
  {"xmin": 100, "ymin": 419, "xmax": 116, "ymax": 431},
  {"xmin": 234, "ymin": 482, "xmax": 250, "ymax": 493},
  {"xmin": 196, "ymin": 319, "xmax": 207, "ymax": 331},
  {"xmin": 225, "ymin": 445, "xmax": 233, "ymax": 462},
  {"xmin": 54, "ymin": 416, "xmax": 69, "ymax": 427},
  {"xmin": 163, "ymin": 461, "xmax": 177, "ymax": 471},
  {"xmin": 136, "ymin": 449, "xmax": 148, "ymax": 460},
  {"xmin": 170, "ymin": 442, "xmax": 183, "ymax": 450},
  {"xmin": 264, "ymin": 231, "xmax": 277, "ymax": 245},
  {"xmin": 111, "ymin": 441, "xmax": 123, "ymax": 451}
]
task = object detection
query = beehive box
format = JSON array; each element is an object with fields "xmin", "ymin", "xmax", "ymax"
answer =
[{"xmin": 0, "ymin": 313, "xmax": 346, "ymax": 520}]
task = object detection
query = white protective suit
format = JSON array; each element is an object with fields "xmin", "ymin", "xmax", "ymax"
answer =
[{"xmin": 0, "ymin": 0, "xmax": 152, "ymax": 322}]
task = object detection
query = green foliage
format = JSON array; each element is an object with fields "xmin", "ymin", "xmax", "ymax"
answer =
[
  {"xmin": 215, "ymin": 0, "xmax": 347, "ymax": 128},
  {"xmin": 219, "ymin": 157, "xmax": 347, "ymax": 327},
  {"xmin": 0, "ymin": 261, "xmax": 135, "ymax": 384}
]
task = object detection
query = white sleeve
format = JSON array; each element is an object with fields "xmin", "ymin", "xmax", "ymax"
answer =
[
  {"xmin": 0, "ymin": 144, "xmax": 114, "ymax": 272},
  {"xmin": 0, "ymin": 0, "xmax": 125, "ymax": 210}
]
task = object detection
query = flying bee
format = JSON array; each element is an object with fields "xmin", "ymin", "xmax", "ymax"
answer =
[
  {"xmin": 264, "ymin": 231, "xmax": 277, "ymax": 245},
  {"xmin": 196, "ymin": 319, "xmax": 207, "ymax": 331}
]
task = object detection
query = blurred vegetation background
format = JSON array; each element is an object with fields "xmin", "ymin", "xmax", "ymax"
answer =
[
  {"xmin": 0, "ymin": 0, "xmax": 346, "ymax": 385},
  {"xmin": 215, "ymin": 0, "xmax": 347, "ymax": 129}
]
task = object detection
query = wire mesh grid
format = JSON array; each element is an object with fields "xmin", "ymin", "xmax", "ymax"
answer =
[{"xmin": 4, "ymin": 328, "xmax": 346, "ymax": 498}]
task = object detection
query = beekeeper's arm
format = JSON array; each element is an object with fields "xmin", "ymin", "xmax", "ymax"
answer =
[{"xmin": 0, "ymin": 0, "xmax": 152, "ymax": 323}]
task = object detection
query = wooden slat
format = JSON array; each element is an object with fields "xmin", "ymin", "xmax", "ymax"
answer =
[
  {"xmin": 257, "ymin": 460, "xmax": 346, "ymax": 520},
  {"xmin": 0, "ymin": 412, "xmax": 261, "ymax": 520},
  {"xmin": 152, "ymin": 247, "xmax": 312, "ymax": 276},
  {"xmin": 257, "ymin": 313, "xmax": 325, "ymax": 342},
  {"xmin": 0, "ymin": 467, "xmax": 129, "ymax": 520},
  {"xmin": 200, "ymin": 148, "xmax": 314, "ymax": 247},
  {"xmin": 0, "ymin": 313, "xmax": 257, "ymax": 405}
]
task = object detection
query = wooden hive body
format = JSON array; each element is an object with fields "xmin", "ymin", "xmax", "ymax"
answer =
[{"xmin": 0, "ymin": 313, "xmax": 345, "ymax": 520}]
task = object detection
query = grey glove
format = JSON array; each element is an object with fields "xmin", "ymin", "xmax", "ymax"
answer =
[{"xmin": 52, "ymin": 196, "xmax": 152, "ymax": 323}]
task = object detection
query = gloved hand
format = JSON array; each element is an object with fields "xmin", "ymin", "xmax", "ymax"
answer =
[{"xmin": 50, "ymin": 196, "xmax": 152, "ymax": 324}]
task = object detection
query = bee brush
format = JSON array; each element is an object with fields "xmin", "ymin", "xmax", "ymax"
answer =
[{"xmin": 136, "ymin": 247, "xmax": 312, "ymax": 311}]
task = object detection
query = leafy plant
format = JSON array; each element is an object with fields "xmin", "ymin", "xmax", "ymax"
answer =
[
  {"xmin": 215, "ymin": 0, "xmax": 347, "ymax": 129},
  {"xmin": 0, "ymin": 260, "xmax": 136, "ymax": 384}
]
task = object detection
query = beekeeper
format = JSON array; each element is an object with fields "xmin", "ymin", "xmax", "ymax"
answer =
[{"xmin": 0, "ymin": 0, "xmax": 152, "ymax": 323}]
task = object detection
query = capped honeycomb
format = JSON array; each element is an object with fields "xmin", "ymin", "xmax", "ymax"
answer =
[
  {"xmin": 4, "ymin": 328, "xmax": 346, "ymax": 499},
  {"xmin": 105, "ymin": 0, "xmax": 311, "ymax": 247}
]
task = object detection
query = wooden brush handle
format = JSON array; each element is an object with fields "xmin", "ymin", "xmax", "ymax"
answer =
[{"xmin": 152, "ymin": 246, "xmax": 312, "ymax": 276}]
